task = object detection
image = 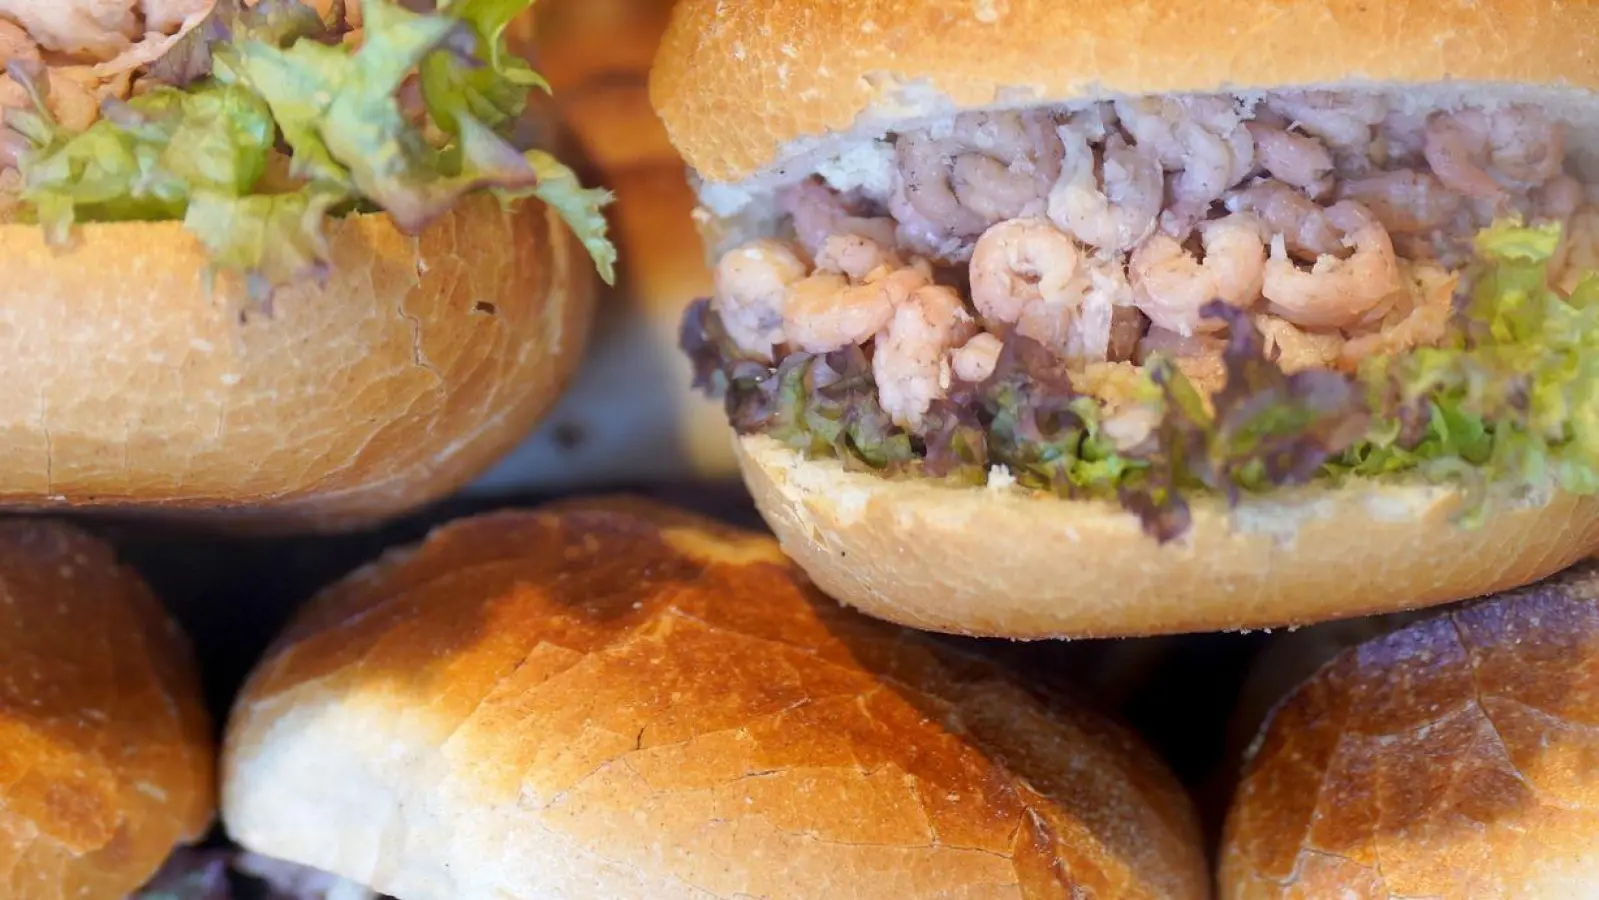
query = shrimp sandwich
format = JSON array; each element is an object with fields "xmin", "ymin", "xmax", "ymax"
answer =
[
  {"xmin": 0, "ymin": 0, "xmax": 614, "ymax": 532},
  {"xmin": 661, "ymin": 0, "xmax": 1599, "ymax": 638}
]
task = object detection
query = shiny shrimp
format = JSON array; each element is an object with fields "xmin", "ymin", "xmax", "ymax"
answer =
[
  {"xmin": 1336, "ymin": 169, "xmax": 1464, "ymax": 235},
  {"xmin": 1262, "ymin": 201, "xmax": 1402, "ymax": 329},
  {"xmin": 782, "ymin": 266, "xmax": 929, "ymax": 354},
  {"xmin": 1116, "ymin": 96, "xmax": 1256, "ymax": 236},
  {"xmin": 784, "ymin": 179, "xmax": 898, "ymax": 259},
  {"xmin": 951, "ymin": 332, "xmax": 1004, "ymax": 383},
  {"xmin": 1246, "ymin": 122, "xmax": 1334, "ymax": 196},
  {"xmin": 891, "ymin": 110, "xmax": 1065, "ymax": 260},
  {"xmin": 712, "ymin": 239, "xmax": 809, "ymax": 360},
  {"xmin": 1128, "ymin": 213, "xmax": 1267, "ymax": 336},
  {"xmin": 1265, "ymin": 91, "xmax": 1388, "ymax": 159},
  {"xmin": 1046, "ymin": 127, "xmax": 1163, "ymax": 253},
  {"xmin": 968, "ymin": 217, "xmax": 1124, "ymax": 361},
  {"xmin": 875, "ymin": 285, "xmax": 977, "ymax": 432},
  {"xmin": 1226, "ymin": 179, "xmax": 1345, "ymax": 260},
  {"xmin": 1424, "ymin": 106, "xmax": 1566, "ymax": 198}
]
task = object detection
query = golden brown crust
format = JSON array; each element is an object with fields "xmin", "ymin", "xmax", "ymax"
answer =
[
  {"xmin": 0, "ymin": 197, "xmax": 594, "ymax": 532},
  {"xmin": 0, "ymin": 520, "xmax": 214, "ymax": 899},
  {"xmin": 651, "ymin": 0, "xmax": 1599, "ymax": 183},
  {"xmin": 736, "ymin": 434, "xmax": 1599, "ymax": 638},
  {"xmin": 1219, "ymin": 561, "xmax": 1599, "ymax": 899},
  {"xmin": 220, "ymin": 498, "xmax": 1208, "ymax": 899}
]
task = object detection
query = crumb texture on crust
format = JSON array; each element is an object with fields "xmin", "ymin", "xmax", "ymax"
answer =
[
  {"xmin": 1220, "ymin": 562, "xmax": 1599, "ymax": 899},
  {"xmin": 0, "ymin": 520, "xmax": 214, "ymax": 899},
  {"xmin": 651, "ymin": 0, "xmax": 1599, "ymax": 184},
  {"xmin": 734, "ymin": 435, "xmax": 1599, "ymax": 639},
  {"xmin": 0, "ymin": 196, "xmax": 594, "ymax": 530},
  {"xmin": 221, "ymin": 498, "xmax": 1207, "ymax": 899}
]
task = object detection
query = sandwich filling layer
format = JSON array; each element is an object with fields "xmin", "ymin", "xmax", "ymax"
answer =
[
  {"xmin": 0, "ymin": 0, "xmax": 615, "ymax": 300},
  {"xmin": 682, "ymin": 91, "xmax": 1599, "ymax": 540}
]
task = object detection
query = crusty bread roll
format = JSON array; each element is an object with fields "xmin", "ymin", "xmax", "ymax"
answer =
[
  {"xmin": 644, "ymin": 0, "xmax": 1599, "ymax": 638},
  {"xmin": 0, "ymin": 520, "xmax": 215, "ymax": 898},
  {"xmin": 220, "ymin": 498, "xmax": 1208, "ymax": 899},
  {"xmin": 0, "ymin": 196, "xmax": 594, "ymax": 532},
  {"xmin": 651, "ymin": 0, "xmax": 1599, "ymax": 185},
  {"xmin": 737, "ymin": 434, "xmax": 1599, "ymax": 638},
  {"xmin": 1220, "ymin": 561, "xmax": 1599, "ymax": 898}
]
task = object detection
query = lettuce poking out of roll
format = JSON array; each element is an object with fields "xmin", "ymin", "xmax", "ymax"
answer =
[
  {"xmin": 6, "ymin": 0, "xmax": 615, "ymax": 304},
  {"xmin": 683, "ymin": 219, "xmax": 1599, "ymax": 543}
]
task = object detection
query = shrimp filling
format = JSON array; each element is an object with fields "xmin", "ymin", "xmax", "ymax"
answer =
[{"xmin": 682, "ymin": 90, "xmax": 1599, "ymax": 540}]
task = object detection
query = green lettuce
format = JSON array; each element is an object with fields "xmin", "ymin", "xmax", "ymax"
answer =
[
  {"xmin": 7, "ymin": 0, "xmax": 615, "ymax": 304},
  {"xmin": 681, "ymin": 218, "xmax": 1599, "ymax": 543}
]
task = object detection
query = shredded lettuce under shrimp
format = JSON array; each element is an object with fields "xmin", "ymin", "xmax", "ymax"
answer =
[
  {"xmin": 6, "ymin": 0, "xmax": 615, "ymax": 304},
  {"xmin": 683, "ymin": 218, "xmax": 1599, "ymax": 543}
]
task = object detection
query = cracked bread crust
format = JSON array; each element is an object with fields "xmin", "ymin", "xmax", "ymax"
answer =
[
  {"xmin": 220, "ymin": 498, "xmax": 1207, "ymax": 899},
  {"xmin": 0, "ymin": 520, "xmax": 215, "ymax": 900},
  {"xmin": 0, "ymin": 195, "xmax": 594, "ymax": 532},
  {"xmin": 1220, "ymin": 561, "xmax": 1599, "ymax": 898}
]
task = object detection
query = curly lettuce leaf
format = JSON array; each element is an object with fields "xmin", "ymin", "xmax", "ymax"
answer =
[
  {"xmin": 518, "ymin": 149, "xmax": 616, "ymax": 285},
  {"xmin": 1335, "ymin": 220, "xmax": 1599, "ymax": 515},
  {"xmin": 11, "ymin": 0, "xmax": 616, "ymax": 302},
  {"xmin": 147, "ymin": 0, "xmax": 341, "ymax": 88},
  {"xmin": 422, "ymin": 0, "xmax": 547, "ymax": 136},
  {"xmin": 185, "ymin": 185, "xmax": 347, "ymax": 303},
  {"xmin": 11, "ymin": 79, "xmax": 276, "ymax": 240}
]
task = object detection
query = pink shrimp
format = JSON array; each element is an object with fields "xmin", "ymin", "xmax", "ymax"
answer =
[
  {"xmin": 1262, "ymin": 202, "xmax": 1402, "ymax": 329},
  {"xmin": 874, "ymin": 285, "xmax": 977, "ymax": 432}
]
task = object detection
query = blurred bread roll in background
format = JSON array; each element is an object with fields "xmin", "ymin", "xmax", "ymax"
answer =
[
  {"xmin": 0, "ymin": 521, "xmax": 215, "ymax": 898},
  {"xmin": 472, "ymin": 0, "xmax": 736, "ymax": 494}
]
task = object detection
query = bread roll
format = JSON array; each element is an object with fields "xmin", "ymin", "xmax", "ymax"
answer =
[
  {"xmin": 0, "ymin": 197, "xmax": 595, "ymax": 533},
  {"xmin": 0, "ymin": 520, "xmax": 214, "ymax": 898},
  {"xmin": 738, "ymin": 434, "xmax": 1599, "ymax": 638},
  {"xmin": 1220, "ymin": 561, "xmax": 1599, "ymax": 898},
  {"xmin": 221, "ymin": 498, "xmax": 1207, "ymax": 899}
]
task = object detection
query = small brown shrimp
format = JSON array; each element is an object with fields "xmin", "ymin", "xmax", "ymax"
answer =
[
  {"xmin": 890, "ymin": 110, "xmax": 1065, "ymax": 261},
  {"xmin": 1424, "ymin": 106, "xmax": 1566, "ymax": 198},
  {"xmin": 813, "ymin": 234, "xmax": 900, "ymax": 282},
  {"xmin": 782, "ymin": 266, "xmax": 929, "ymax": 354},
  {"xmin": 1265, "ymin": 91, "xmax": 1388, "ymax": 160},
  {"xmin": 1129, "ymin": 213, "xmax": 1267, "ymax": 336},
  {"xmin": 1532, "ymin": 174, "xmax": 1584, "ymax": 222},
  {"xmin": 1046, "ymin": 126, "xmax": 1163, "ymax": 253},
  {"xmin": 1117, "ymin": 96, "xmax": 1256, "ymax": 237},
  {"xmin": 711, "ymin": 240, "xmax": 809, "ymax": 360},
  {"xmin": 1262, "ymin": 202, "xmax": 1402, "ymax": 329},
  {"xmin": 1246, "ymin": 122, "xmax": 1335, "ymax": 197},
  {"xmin": 1336, "ymin": 169, "xmax": 1464, "ymax": 235},
  {"xmin": 874, "ymin": 285, "xmax": 977, "ymax": 432},
  {"xmin": 950, "ymin": 331, "xmax": 1003, "ymax": 384},
  {"xmin": 969, "ymin": 217, "xmax": 1125, "ymax": 361},
  {"xmin": 783, "ymin": 179, "xmax": 898, "ymax": 260},
  {"xmin": 1225, "ymin": 179, "xmax": 1347, "ymax": 261}
]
